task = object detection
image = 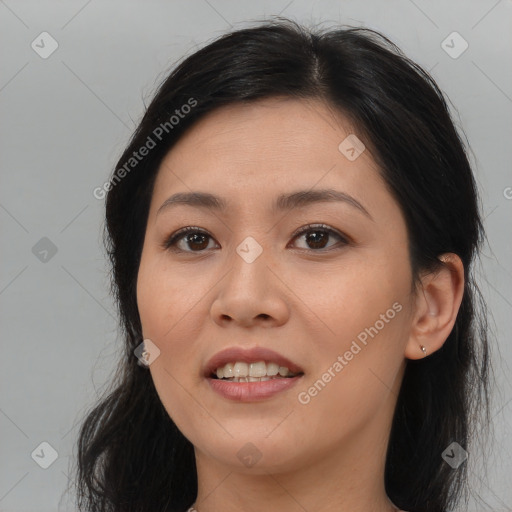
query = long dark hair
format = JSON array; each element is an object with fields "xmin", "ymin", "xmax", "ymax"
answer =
[{"xmin": 71, "ymin": 18, "xmax": 492, "ymax": 512}]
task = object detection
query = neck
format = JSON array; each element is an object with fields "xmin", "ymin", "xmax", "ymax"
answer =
[{"xmin": 192, "ymin": 402, "xmax": 399, "ymax": 512}]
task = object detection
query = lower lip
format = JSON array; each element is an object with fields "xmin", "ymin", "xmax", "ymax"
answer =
[{"xmin": 207, "ymin": 375, "xmax": 303, "ymax": 402}]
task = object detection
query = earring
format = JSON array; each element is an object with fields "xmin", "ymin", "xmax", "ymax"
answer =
[
  {"xmin": 420, "ymin": 344, "xmax": 427, "ymax": 357},
  {"xmin": 136, "ymin": 340, "xmax": 151, "ymax": 368}
]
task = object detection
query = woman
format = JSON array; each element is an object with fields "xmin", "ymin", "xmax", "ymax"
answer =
[{"xmin": 74, "ymin": 18, "xmax": 491, "ymax": 512}]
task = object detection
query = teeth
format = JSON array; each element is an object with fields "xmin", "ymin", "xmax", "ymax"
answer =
[
  {"xmin": 213, "ymin": 360, "xmax": 299, "ymax": 379},
  {"xmin": 278, "ymin": 366, "xmax": 289, "ymax": 377},
  {"xmin": 233, "ymin": 362, "xmax": 249, "ymax": 377},
  {"xmin": 267, "ymin": 362, "xmax": 279, "ymax": 376},
  {"xmin": 222, "ymin": 375, "xmax": 280, "ymax": 382},
  {"xmin": 223, "ymin": 363, "xmax": 234, "ymax": 378},
  {"xmin": 249, "ymin": 361, "xmax": 266, "ymax": 377}
]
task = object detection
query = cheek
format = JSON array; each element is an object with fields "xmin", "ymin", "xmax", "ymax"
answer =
[
  {"xmin": 297, "ymin": 318, "xmax": 408, "ymax": 447},
  {"xmin": 136, "ymin": 253, "xmax": 191, "ymax": 388},
  {"xmin": 137, "ymin": 249, "xmax": 202, "ymax": 337},
  {"xmin": 136, "ymin": 249, "xmax": 217, "ymax": 380},
  {"xmin": 137, "ymin": 256, "xmax": 166, "ymax": 338},
  {"xmin": 312, "ymin": 246, "xmax": 411, "ymax": 346},
  {"xmin": 298, "ymin": 249, "xmax": 411, "ymax": 407},
  {"xmin": 136, "ymin": 253, "xmax": 205, "ymax": 430}
]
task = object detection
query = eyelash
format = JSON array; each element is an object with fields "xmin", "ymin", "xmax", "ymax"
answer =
[{"xmin": 162, "ymin": 223, "xmax": 350, "ymax": 254}]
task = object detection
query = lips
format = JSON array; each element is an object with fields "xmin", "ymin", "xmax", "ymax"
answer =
[{"xmin": 204, "ymin": 346, "xmax": 304, "ymax": 378}]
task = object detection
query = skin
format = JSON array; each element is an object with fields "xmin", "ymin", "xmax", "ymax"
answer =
[{"xmin": 136, "ymin": 97, "xmax": 464, "ymax": 512}]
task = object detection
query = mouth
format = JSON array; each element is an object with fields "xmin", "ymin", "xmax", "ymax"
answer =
[
  {"xmin": 204, "ymin": 346, "xmax": 304, "ymax": 401},
  {"xmin": 207, "ymin": 367, "xmax": 304, "ymax": 402},
  {"xmin": 204, "ymin": 346, "xmax": 304, "ymax": 380},
  {"xmin": 209, "ymin": 360, "xmax": 303, "ymax": 382}
]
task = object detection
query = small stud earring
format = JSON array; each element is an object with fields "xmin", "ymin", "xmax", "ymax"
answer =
[{"xmin": 420, "ymin": 344, "xmax": 427, "ymax": 357}]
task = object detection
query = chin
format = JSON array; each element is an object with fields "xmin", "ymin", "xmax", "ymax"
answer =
[{"xmin": 198, "ymin": 432, "xmax": 307, "ymax": 473}]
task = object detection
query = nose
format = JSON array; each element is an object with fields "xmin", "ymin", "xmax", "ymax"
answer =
[{"xmin": 210, "ymin": 244, "xmax": 290, "ymax": 328}]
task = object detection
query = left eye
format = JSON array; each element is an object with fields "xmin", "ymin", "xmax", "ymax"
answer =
[
  {"xmin": 163, "ymin": 224, "xmax": 348, "ymax": 253},
  {"xmin": 290, "ymin": 224, "xmax": 348, "ymax": 251}
]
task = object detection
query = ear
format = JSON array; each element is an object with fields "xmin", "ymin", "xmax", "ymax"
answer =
[{"xmin": 405, "ymin": 253, "xmax": 465, "ymax": 360}]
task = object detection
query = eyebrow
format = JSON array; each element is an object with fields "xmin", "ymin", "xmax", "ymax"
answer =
[{"xmin": 156, "ymin": 188, "xmax": 373, "ymax": 220}]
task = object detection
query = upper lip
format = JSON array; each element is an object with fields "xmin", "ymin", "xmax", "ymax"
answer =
[{"xmin": 204, "ymin": 346, "xmax": 304, "ymax": 377}]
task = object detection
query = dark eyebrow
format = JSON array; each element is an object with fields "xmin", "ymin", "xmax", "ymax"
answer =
[{"xmin": 156, "ymin": 188, "xmax": 373, "ymax": 220}]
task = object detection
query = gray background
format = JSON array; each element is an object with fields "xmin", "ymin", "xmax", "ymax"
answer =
[{"xmin": 1, "ymin": 1, "xmax": 511, "ymax": 511}]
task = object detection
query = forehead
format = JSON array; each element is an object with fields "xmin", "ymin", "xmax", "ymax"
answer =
[
  {"xmin": 167, "ymin": 97, "xmax": 358, "ymax": 164},
  {"xmin": 151, "ymin": 97, "xmax": 387, "ymax": 216}
]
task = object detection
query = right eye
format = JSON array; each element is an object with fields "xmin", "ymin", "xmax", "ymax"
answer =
[{"xmin": 163, "ymin": 226, "xmax": 219, "ymax": 253}]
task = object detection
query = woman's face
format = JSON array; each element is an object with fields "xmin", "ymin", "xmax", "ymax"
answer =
[{"xmin": 137, "ymin": 97, "xmax": 415, "ymax": 473}]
